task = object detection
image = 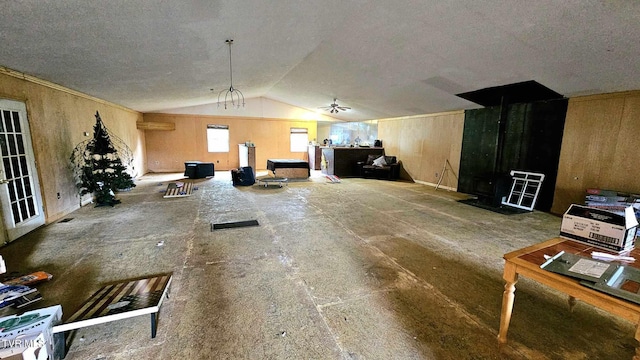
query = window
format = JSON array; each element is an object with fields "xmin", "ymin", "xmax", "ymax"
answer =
[
  {"xmin": 207, "ymin": 124, "xmax": 229, "ymax": 152},
  {"xmin": 290, "ymin": 128, "xmax": 308, "ymax": 152}
]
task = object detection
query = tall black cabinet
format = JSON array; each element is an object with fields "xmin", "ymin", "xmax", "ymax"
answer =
[{"xmin": 457, "ymin": 99, "xmax": 568, "ymax": 211}]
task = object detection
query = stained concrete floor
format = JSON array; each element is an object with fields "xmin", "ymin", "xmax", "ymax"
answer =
[{"xmin": 0, "ymin": 171, "xmax": 637, "ymax": 359}]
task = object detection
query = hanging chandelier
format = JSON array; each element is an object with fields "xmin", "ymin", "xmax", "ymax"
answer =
[{"xmin": 218, "ymin": 39, "xmax": 245, "ymax": 109}]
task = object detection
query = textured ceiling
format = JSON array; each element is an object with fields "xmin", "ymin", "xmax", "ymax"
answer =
[{"xmin": 1, "ymin": 1, "xmax": 639, "ymax": 121}]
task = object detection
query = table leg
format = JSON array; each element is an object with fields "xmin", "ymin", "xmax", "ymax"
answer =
[
  {"xmin": 634, "ymin": 322, "xmax": 640, "ymax": 360},
  {"xmin": 568, "ymin": 296, "xmax": 577, "ymax": 312},
  {"xmin": 53, "ymin": 331, "xmax": 67, "ymax": 360},
  {"xmin": 151, "ymin": 312, "xmax": 158, "ymax": 338},
  {"xmin": 498, "ymin": 261, "xmax": 518, "ymax": 347}
]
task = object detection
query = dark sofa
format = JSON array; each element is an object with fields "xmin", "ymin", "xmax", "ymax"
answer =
[{"xmin": 358, "ymin": 155, "xmax": 400, "ymax": 180}]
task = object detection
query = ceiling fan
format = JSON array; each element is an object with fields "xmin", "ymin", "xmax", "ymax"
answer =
[{"xmin": 319, "ymin": 98, "xmax": 351, "ymax": 114}]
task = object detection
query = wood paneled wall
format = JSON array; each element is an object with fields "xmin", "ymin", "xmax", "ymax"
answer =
[
  {"xmin": 377, "ymin": 111, "xmax": 465, "ymax": 189},
  {"xmin": 2, "ymin": 62, "xmax": 637, "ymax": 225},
  {"xmin": 551, "ymin": 91, "xmax": 640, "ymax": 214},
  {"xmin": 0, "ymin": 70, "xmax": 144, "ymax": 223},
  {"xmin": 142, "ymin": 113, "xmax": 317, "ymax": 172}
]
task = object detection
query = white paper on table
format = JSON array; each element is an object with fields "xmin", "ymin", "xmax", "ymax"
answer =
[{"xmin": 568, "ymin": 258, "xmax": 610, "ymax": 279}]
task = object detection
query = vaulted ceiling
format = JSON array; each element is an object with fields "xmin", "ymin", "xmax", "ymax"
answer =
[{"xmin": 2, "ymin": 1, "xmax": 639, "ymax": 121}]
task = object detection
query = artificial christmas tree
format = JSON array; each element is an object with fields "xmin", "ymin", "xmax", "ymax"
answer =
[{"xmin": 70, "ymin": 111, "xmax": 136, "ymax": 206}]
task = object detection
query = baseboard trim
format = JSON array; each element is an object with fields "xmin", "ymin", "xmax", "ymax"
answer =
[{"xmin": 414, "ymin": 179, "xmax": 457, "ymax": 192}]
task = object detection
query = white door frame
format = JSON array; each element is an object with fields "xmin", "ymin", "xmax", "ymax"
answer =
[{"xmin": 0, "ymin": 99, "xmax": 45, "ymax": 243}]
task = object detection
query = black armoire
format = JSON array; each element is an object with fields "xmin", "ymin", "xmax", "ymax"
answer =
[{"xmin": 457, "ymin": 99, "xmax": 568, "ymax": 212}]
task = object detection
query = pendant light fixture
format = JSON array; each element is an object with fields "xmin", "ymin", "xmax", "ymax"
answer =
[{"xmin": 218, "ymin": 39, "xmax": 245, "ymax": 109}]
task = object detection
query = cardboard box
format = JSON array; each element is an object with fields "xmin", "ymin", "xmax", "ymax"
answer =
[
  {"xmin": 584, "ymin": 189, "xmax": 640, "ymax": 211},
  {"xmin": 0, "ymin": 333, "xmax": 46, "ymax": 360},
  {"xmin": 0, "ymin": 305, "xmax": 62, "ymax": 360},
  {"xmin": 560, "ymin": 204, "xmax": 638, "ymax": 252},
  {"xmin": 584, "ymin": 189, "xmax": 640, "ymax": 236},
  {"xmin": 585, "ymin": 195, "xmax": 639, "ymax": 204}
]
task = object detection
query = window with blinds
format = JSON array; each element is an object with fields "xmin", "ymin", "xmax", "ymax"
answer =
[
  {"xmin": 207, "ymin": 124, "xmax": 229, "ymax": 152},
  {"xmin": 290, "ymin": 128, "xmax": 308, "ymax": 152}
]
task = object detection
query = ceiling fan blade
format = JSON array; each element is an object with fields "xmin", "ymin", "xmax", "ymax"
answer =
[{"xmin": 320, "ymin": 98, "xmax": 351, "ymax": 113}]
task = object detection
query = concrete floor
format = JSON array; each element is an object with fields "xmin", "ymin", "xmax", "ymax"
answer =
[{"xmin": 0, "ymin": 171, "xmax": 636, "ymax": 359}]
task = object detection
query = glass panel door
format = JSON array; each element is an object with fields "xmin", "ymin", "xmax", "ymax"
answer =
[{"xmin": 0, "ymin": 100, "xmax": 44, "ymax": 242}]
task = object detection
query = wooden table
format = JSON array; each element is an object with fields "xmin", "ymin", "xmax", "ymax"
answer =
[{"xmin": 499, "ymin": 237, "xmax": 640, "ymax": 359}]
